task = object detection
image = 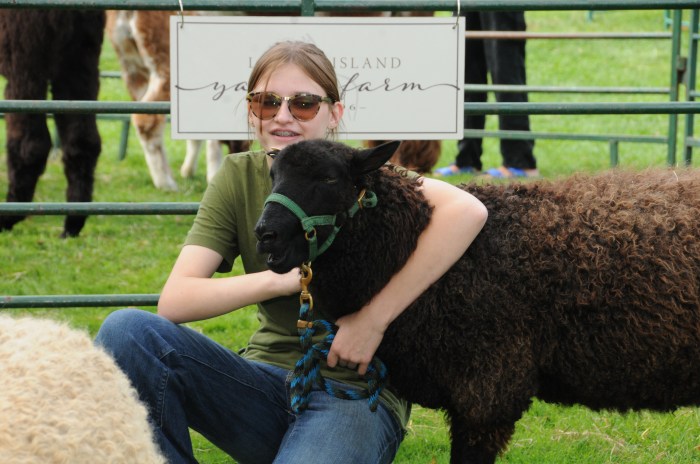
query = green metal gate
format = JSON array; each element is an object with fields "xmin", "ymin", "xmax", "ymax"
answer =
[{"xmin": 1, "ymin": 0, "xmax": 700, "ymax": 309}]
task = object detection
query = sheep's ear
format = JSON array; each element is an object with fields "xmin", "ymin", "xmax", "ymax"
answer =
[{"xmin": 352, "ymin": 140, "xmax": 401, "ymax": 175}]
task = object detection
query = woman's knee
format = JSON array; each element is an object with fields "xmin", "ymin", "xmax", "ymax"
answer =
[{"xmin": 95, "ymin": 308, "xmax": 159, "ymax": 353}]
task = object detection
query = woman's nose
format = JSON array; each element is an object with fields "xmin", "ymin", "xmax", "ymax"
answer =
[{"xmin": 274, "ymin": 101, "xmax": 294, "ymax": 122}]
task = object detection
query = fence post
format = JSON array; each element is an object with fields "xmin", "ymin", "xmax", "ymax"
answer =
[
  {"xmin": 683, "ymin": 9, "xmax": 698, "ymax": 165},
  {"xmin": 301, "ymin": 0, "xmax": 315, "ymax": 16},
  {"xmin": 667, "ymin": 9, "xmax": 683, "ymax": 166},
  {"xmin": 609, "ymin": 140, "xmax": 620, "ymax": 166}
]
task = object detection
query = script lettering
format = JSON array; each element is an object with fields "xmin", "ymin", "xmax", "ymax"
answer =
[
  {"xmin": 175, "ymin": 72, "xmax": 457, "ymax": 102},
  {"xmin": 174, "ymin": 81, "xmax": 247, "ymax": 101}
]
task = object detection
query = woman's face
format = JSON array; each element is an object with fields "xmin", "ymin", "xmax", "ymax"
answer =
[{"xmin": 248, "ymin": 63, "xmax": 343, "ymax": 153}]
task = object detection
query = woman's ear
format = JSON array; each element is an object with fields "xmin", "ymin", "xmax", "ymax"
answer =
[
  {"xmin": 247, "ymin": 108, "xmax": 255, "ymax": 127},
  {"xmin": 329, "ymin": 101, "xmax": 344, "ymax": 129}
]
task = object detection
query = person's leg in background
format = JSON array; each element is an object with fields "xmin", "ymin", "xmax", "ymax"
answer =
[
  {"xmin": 435, "ymin": 11, "xmax": 486, "ymax": 176},
  {"xmin": 481, "ymin": 11, "xmax": 539, "ymax": 178}
]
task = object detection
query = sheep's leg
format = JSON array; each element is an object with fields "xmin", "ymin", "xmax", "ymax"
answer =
[
  {"xmin": 442, "ymin": 326, "xmax": 535, "ymax": 464},
  {"xmin": 448, "ymin": 416, "xmax": 514, "ymax": 464}
]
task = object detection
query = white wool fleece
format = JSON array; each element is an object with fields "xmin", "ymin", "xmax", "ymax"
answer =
[{"xmin": 0, "ymin": 315, "xmax": 165, "ymax": 464}]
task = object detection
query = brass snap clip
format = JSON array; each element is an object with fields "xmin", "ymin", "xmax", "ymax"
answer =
[{"xmin": 299, "ymin": 262, "xmax": 314, "ymax": 310}]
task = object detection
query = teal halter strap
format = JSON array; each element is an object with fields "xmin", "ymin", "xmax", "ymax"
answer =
[{"xmin": 264, "ymin": 189, "xmax": 377, "ymax": 262}]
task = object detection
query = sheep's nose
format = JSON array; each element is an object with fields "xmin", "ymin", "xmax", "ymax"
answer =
[{"xmin": 254, "ymin": 225, "xmax": 277, "ymax": 244}]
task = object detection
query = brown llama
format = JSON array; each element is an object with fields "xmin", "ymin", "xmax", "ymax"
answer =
[
  {"xmin": 106, "ymin": 10, "xmax": 249, "ymax": 191},
  {"xmin": 0, "ymin": 9, "xmax": 105, "ymax": 237}
]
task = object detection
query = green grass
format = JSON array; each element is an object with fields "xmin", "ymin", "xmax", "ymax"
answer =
[{"xmin": 1, "ymin": 8, "xmax": 699, "ymax": 464}]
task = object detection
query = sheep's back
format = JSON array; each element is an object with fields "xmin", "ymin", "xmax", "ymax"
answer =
[
  {"xmin": 455, "ymin": 168, "xmax": 700, "ymax": 410},
  {"xmin": 313, "ymin": 167, "xmax": 700, "ymax": 412}
]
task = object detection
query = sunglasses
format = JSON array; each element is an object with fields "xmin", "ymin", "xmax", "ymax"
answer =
[{"xmin": 246, "ymin": 92, "xmax": 334, "ymax": 122}]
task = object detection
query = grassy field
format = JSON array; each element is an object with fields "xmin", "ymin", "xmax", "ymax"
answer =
[{"xmin": 1, "ymin": 8, "xmax": 699, "ymax": 464}]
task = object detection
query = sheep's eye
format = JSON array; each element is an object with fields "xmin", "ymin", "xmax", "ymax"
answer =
[{"xmin": 324, "ymin": 177, "xmax": 338, "ymax": 185}]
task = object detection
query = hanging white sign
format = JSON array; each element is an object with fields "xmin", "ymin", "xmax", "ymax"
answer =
[{"xmin": 170, "ymin": 15, "xmax": 464, "ymax": 140}]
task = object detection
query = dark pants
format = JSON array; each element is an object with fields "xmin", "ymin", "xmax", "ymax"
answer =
[{"xmin": 456, "ymin": 11, "xmax": 536, "ymax": 170}]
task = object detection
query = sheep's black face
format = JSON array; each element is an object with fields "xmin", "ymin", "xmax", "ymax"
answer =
[{"xmin": 255, "ymin": 139, "xmax": 399, "ymax": 273}]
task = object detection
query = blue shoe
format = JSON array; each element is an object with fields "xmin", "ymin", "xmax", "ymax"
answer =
[
  {"xmin": 433, "ymin": 164, "xmax": 478, "ymax": 177},
  {"xmin": 483, "ymin": 167, "xmax": 540, "ymax": 179}
]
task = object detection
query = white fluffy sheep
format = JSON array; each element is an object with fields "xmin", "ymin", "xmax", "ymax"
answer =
[{"xmin": 0, "ymin": 315, "xmax": 165, "ymax": 464}]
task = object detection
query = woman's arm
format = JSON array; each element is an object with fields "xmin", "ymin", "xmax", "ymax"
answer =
[
  {"xmin": 326, "ymin": 177, "xmax": 488, "ymax": 375},
  {"xmin": 157, "ymin": 245, "xmax": 301, "ymax": 323}
]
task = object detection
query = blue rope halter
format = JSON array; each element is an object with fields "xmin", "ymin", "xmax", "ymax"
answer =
[
  {"xmin": 289, "ymin": 264, "xmax": 387, "ymax": 414},
  {"xmin": 263, "ymin": 189, "xmax": 387, "ymax": 413}
]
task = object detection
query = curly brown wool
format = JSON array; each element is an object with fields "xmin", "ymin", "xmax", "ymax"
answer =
[{"xmin": 256, "ymin": 140, "xmax": 700, "ymax": 464}]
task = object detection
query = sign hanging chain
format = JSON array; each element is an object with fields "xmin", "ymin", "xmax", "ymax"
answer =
[
  {"xmin": 454, "ymin": 0, "xmax": 461, "ymax": 29},
  {"xmin": 178, "ymin": 0, "xmax": 185, "ymax": 28}
]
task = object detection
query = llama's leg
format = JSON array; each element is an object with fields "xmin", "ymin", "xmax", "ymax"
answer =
[
  {"xmin": 106, "ymin": 10, "xmax": 150, "ymax": 101},
  {"xmin": 131, "ymin": 113, "xmax": 178, "ymax": 191},
  {"xmin": 0, "ymin": 31, "xmax": 55, "ymax": 232},
  {"xmin": 1, "ymin": 112, "xmax": 52, "ymax": 232},
  {"xmin": 0, "ymin": 11, "xmax": 55, "ymax": 232},
  {"xmin": 52, "ymin": 112, "xmax": 101, "ymax": 237},
  {"xmin": 204, "ymin": 139, "xmax": 223, "ymax": 182},
  {"xmin": 109, "ymin": 10, "xmax": 176, "ymax": 190},
  {"xmin": 50, "ymin": 10, "xmax": 104, "ymax": 237},
  {"xmin": 129, "ymin": 10, "xmax": 178, "ymax": 191},
  {"xmin": 180, "ymin": 140, "xmax": 203, "ymax": 179}
]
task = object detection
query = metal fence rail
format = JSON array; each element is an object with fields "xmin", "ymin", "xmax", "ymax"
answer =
[
  {"xmin": 0, "ymin": 0, "xmax": 698, "ymax": 309},
  {"xmin": 2, "ymin": 100, "xmax": 699, "ymax": 115},
  {"xmin": 0, "ymin": 202, "xmax": 199, "ymax": 215},
  {"xmin": 1, "ymin": 294, "xmax": 160, "ymax": 309},
  {"xmin": 0, "ymin": 203, "xmax": 198, "ymax": 309},
  {"xmin": 1, "ymin": 0, "xmax": 699, "ymax": 12}
]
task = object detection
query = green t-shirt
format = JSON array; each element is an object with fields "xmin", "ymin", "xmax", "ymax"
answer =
[{"xmin": 184, "ymin": 149, "xmax": 410, "ymax": 429}]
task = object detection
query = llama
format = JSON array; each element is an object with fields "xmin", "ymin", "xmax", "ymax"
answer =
[
  {"xmin": 0, "ymin": 9, "xmax": 104, "ymax": 237},
  {"xmin": 0, "ymin": 315, "xmax": 165, "ymax": 463},
  {"xmin": 106, "ymin": 10, "xmax": 248, "ymax": 191},
  {"xmin": 105, "ymin": 10, "xmax": 439, "ymax": 190},
  {"xmin": 254, "ymin": 140, "xmax": 700, "ymax": 464}
]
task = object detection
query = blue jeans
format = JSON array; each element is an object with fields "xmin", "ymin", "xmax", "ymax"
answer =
[{"xmin": 95, "ymin": 309, "xmax": 404, "ymax": 464}]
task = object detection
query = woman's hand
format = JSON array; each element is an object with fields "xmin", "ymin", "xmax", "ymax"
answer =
[
  {"xmin": 326, "ymin": 309, "xmax": 385, "ymax": 376},
  {"xmin": 276, "ymin": 267, "xmax": 303, "ymax": 296}
]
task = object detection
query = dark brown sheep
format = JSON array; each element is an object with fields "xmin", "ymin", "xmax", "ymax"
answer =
[
  {"xmin": 255, "ymin": 139, "xmax": 700, "ymax": 464},
  {"xmin": 0, "ymin": 9, "xmax": 104, "ymax": 237}
]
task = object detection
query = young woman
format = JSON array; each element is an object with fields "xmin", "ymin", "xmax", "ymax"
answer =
[{"xmin": 96, "ymin": 41, "xmax": 487, "ymax": 464}]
